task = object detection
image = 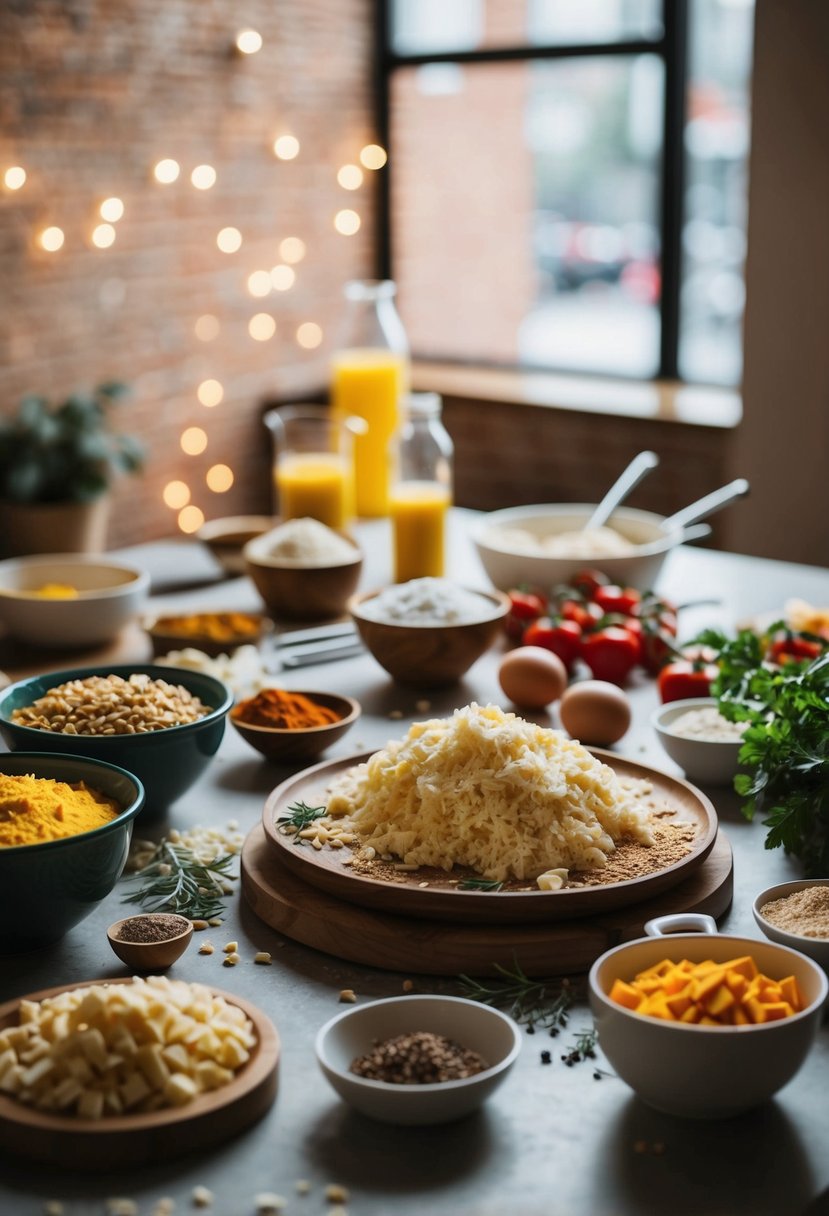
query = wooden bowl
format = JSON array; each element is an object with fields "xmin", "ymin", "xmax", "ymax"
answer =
[
  {"xmin": 348, "ymin": 586, "xmax": 509, "ymax": 686},
  {"xmin": 143, "ymin": 610, "xmax": 271, "ymax": 659},
  {"xmin": 107, "ymin": 914, "xmax": 194, "ymax": 970},
  {"xmin": 244, "ymin": 533, "xmax": 363, "ymax": 622},
  {"xmin": 197, "ymin": 515, "xmax": 275, "ymax": 576},
  {"xmin": 230, "ymin": 690, "xmax": 361, "ymax": 763}
]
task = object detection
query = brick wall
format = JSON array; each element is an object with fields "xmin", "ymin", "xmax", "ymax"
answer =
[{"xmin": 0, "ymin": 0, "xmax": 376, "ymax": 546}]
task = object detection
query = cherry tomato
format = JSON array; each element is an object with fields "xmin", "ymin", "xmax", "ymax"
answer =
[
  {"xmin": 560, "ymin": 597, "xmax": 604, "ymax": 632},
  {"xmin": 618, "ymin": 615, "xmax": 645, "ymax": 664},
  {"xmin": 766, "ymin": 631, "xmax": 824, "ymax": 665},
  {"xmin": 634, "ymin": 599, "xmax": 679, "ymax": 675},
  {"xmin": 505, "ymin": 589, "xmax": 547, "ymax": 641},
  {"xmin": 593, "ymin": 585, "xmax": 642, "ymax": 617},
  {"xmin": 581, "ymin": 626, "xmax": 640, "ymax": 685},
  {"xmin": 523, "ymin": 617, "xmax": 583, "ymax": 672},
  {"xmin": 571, "ymin": 569, "xmax": 610, "ymax": 597},
  {"xmin": 657, "ymin": 657, "xmax": 720, "ymax": 703}
]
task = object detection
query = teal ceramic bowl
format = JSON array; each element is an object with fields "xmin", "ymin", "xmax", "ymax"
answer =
[
  {"xmin": 0, "ymin": 664, "xmax": 233, "ymax": 816},
  {"xmin": 0, "ymin": 752, "xmax": 144, "ymax": 953}
]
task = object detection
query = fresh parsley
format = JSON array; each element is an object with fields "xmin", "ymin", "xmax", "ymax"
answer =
[{"xmin": 695, "ymin": 625, "xmax": 829, "ymax": 875}]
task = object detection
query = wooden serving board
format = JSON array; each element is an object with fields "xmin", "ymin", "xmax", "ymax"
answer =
[
  {"xmin": 262, "ymin": 749, "xmax": 718, "ymax": 924},
  {"xmin": 0, "ymin": 980, "xmax": 280, "ymax": 1170},
  {"xmin": 242, "ymin": 823, "xmax": 733, "ymax": 977}
]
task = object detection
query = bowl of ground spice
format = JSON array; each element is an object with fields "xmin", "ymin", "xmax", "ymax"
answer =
[
  {"xmin": 0, "ymin": 664, "xmax": 233, "ymax": 816},
  {"xmin": 0, "ymin": 752, "xmax": 144, "ymax": 953},
  {"xmin": 107, "ymin": 912, "xmax": 194, "ymax": 970},
  {"xmin": 315, "ymin": 995, "xmax": 522, "ymax": 1125},
  {"xmin": 144, "ymin": 610, "xmax": 271, "ymax": 659},
  {"xmin": 230, "ymin": 687, "xmax": 361, "ymax": 763},
  {"xmin": 753, "ymin": 880, "xmax": 829, "ymax": 974}
]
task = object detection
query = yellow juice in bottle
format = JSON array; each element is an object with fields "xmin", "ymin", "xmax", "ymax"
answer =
[
  {"xmin": 275, "ymin": 452, "xmax": 352, "ymax": 529},
  {"xmin": 390, "ymin": 481, "xmax": 451, "ymax": 582},
  {"xmin": 331, "ymin": 348, "xmax": 407, "ymax": 517}
]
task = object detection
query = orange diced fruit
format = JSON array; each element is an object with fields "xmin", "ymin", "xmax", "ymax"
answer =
[
  {"xmin": 680, "ymin": 1005, "xmax": 703, "ymax": 1024},
  {"xmin": 635, "ymin": 960, "xmax": 674, "ymax": 980},
  {"xmin": 693, "ymin": 969, "xmax": 727, "ymax": 1003},
  {"xmin": 732, "ymin": 1005, "xmax": 751, "ymax": 1026},
  {"xmin": 761, "ymin": 1001, "xmax": 794, "ymax": 1022},
  {"xmin": 610, "ymin": 979, "xmax": 643, "ymax": 1011},
  {"xmin": 779, "ymin": 976, "xmax": 802, "ymax": 1011},
  {"xmin": 724, "ymin": 955, "xmax": 759, "ymax": 981},
  {"xmin": 725, "ymin": 970, "xmax": 749, "ymax": 999},
  {"xmin": 745, "ymin": 997, "xmax": 768, "ymax": 1024},
  {"xmin": 665, "ymin": 990, "xmax": 693, "ymax": 1018},
  {"xmin": 704, "ymin": 984, "xmax": 736, "ymax": 1018}
]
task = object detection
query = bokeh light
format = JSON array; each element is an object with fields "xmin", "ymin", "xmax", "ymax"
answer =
[
  {"xmin": 100, "ymin": 197, "xmax": 124, "ymax": 222},
  {"xmin": 4, "ymin": 166, "xmax": 26, "ymax": 190},
  {"xmin": 181, "ymin": 427, "xmax": 208, "ymax": 455},
  {"xmin": 178, "ymin": 505, "xmax": 205, "ymax": 533},
  {"xmin": 235, "ymin": 29, "xmax": 263, "ymax": 54},
  {"xmin": 270, "ymin": 265, "xmax": 295, "ymax": 292},
  {"xmin": 337, "ymin": 164, "xmax": 363, "ymax": 190},
  {"xmin": 206, "ymin": 464, "xmax": 234, "ymax": 493},
  {"xmin": 163, "ymin": 480, "xmax": 191, "ymax": 509},
  {"xmin": 38, "ymin": 226, "xmax": 65, "ymax": 252},
  {"xmin": 360, "ymin": 144, "xmax": 388, "ymax": 170},
  {"xmin": 191, "ymin": 165, "xmax": 217, "ymax": 190},
  {"xmin": 334, "ymin": 209, "xmax": 360, "ymax": 236},
  {"xmin": 249, "ymin": 313, "xmax": 276, "ymax": 341},
  {"xmin": 247, "ymin": 270, "xmax": 272, "ymax": 298},
  {"xmin": 91, "ymin": 224, "xmax": 116, "ymax": 249},
  {"xmin": 279, "ymin": 236, "xmax": 306, "ymax": 264},
  {"xmin": 296, "ymin": 322, "xmax": 323, "ymax": 349},
  {"xmin": 194, "ymin": 314, "xmax": 220, "ymax": 342},
  {"xmin": 217, "ymin": 227, "xmax": 242, "ymax": 253},
  {"xmin": 273, "ymin": 135, "xmax": 300, "ymax": 160},
  {"xmin": 197, "ymin": 379, "xmax": 224, "ymax": 408},
  {"xmin": 153, "ymin": 159, "xmax": 180, "ymax": 184}
]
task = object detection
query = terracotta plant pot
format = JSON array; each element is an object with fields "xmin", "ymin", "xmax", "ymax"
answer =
[{"xmin": 0, "ymin": 497, "xmax": 110, "ymax": 557}]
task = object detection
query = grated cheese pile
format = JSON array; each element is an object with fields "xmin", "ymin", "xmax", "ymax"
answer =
[
  {"xmin": 0, "ymin": 976, "xmax": 256, "ymax": 1119},
  {"xmin": 324, "ymin": 703, "xmax": 654, "ymax": 882}
]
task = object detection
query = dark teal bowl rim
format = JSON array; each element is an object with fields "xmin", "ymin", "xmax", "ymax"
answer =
[
  {"xmin": 0, "ymin": 750, "xmax": 145, "ymax": 854},
  {"xmin": 0, "ymin": 663, "xmax": 234, "ymax": 749}
]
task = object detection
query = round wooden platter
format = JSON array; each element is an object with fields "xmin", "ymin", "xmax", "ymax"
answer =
[
  {"xmin": 0, "ymin": 979, "xmax": 280, "ymax": 1171},
  {"xmin": 262, "ymin": 749, "xmax": 719, "ymax": 924},
  {"xmin": 242, "ymin": 823, "xmax": 733, "ymax": 977}
]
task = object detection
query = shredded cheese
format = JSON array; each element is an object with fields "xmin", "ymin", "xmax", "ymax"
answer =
[{"xmin": 324, "ymin": 703, "xmax": 654, "ymax": 882}]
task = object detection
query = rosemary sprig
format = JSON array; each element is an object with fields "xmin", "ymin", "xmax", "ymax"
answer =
[
  {"xmin": 561, "ymin": 1027, "xmax": 598, "ymax": 1066},
  {"xmin": 277, "ymin": 800, "xmax": 327, "ymax": 843},
  {"xmin": 120, "ymin": 840, "xmax": 236, "ymax": 921},
  {"xmin": 458, "ymin": 960, "xmax": 575, "ymax": 1034},
  {"xmin": 458, "ymin": 877, "xmax": 504, "ymax": 891}
]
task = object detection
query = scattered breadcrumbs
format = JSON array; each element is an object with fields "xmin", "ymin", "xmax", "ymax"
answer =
[
  {"xmin": 255, "ymin": 1194, "xmax": 286, "ymax": 1213},
  {"xmin": 254, "ymin": 951, "xmax": 273, "ymax": 965},
  {"xmin": 192, "ymin": 1186, "xmax": 213, "ymax": 1208},
  {"xmin": 338, "ymin": 989, "xmax": 356, "ymax": 1003}
]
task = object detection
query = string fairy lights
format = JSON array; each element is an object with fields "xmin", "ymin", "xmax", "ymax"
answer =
[{"xmin": 8, "ymin": 22, "xmax": 391, "ymax": 534}]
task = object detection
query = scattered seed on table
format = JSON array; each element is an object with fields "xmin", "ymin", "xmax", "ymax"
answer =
[
  {"xmin": 325, "ymin": 1184, "xmax": 349, "ymax": 1203},
  {"xmin": 192, "ymin": 1186, "xmax": 213, "ymax": 1208},
  {"xmin": 338, "ymin": 989, "xmax": 356, "ymax": 1003},
  {"xmin": 198, "ymin": 942, "xmax": 214, "ymax": 956},
  {"xmin": 223, "ymin": 941, "xmax": 238, "ymax": 953},
  {"xmin": 223, "ymin": 952, "xmax": 240, "ymax": 966},
  {"xmin": 254, "ymin": 951, "xmax": 272, "ymax": 965}
]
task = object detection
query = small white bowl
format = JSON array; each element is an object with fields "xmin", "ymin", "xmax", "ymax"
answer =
[
  {"xmin": 753, "ymin": 880, "xmax": 829, "ymax": 975},
  {"xmin": 470, "ymin": 503, "xmax": 682, "ymax": 594},
  {"xmin": 651, "ymin": 697, "xmax": 745, "ymax": 786},
  {"xmin": 0, "ymin": 554, "xmax": 149, "ymax": 648},
  {"xmin": 315, "ymin": 995, "xmax": 521, "ymax": 1125},
  {"xmin": 589, "ymin": 913, "xmax": 828, "ymax": 1119}
]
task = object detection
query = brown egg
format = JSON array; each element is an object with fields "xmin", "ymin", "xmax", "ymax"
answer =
[
  {"xmin": 498, "ymin": 646, "xmax": 568, "ymax": 710},
  {"xmin": 559, "ymin": 680, "xmax": 631, "ymax": 746}
]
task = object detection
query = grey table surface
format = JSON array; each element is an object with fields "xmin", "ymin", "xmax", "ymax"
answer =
[{"xmin": 1, "ymin": 512, "xmax": 828, "ymax": 1216}]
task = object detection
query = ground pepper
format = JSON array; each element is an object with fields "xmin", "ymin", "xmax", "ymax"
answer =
[
  {"xmin": 232, "ymin": 688, "xmax": 341, "ymax": 730},
  {"xmin": 350, "ymin": 1031, "xmax": 488, "ymax": 1084},
  {"xmin": 0, "ymin": 773, "xmax": 120, "ymax": 846},
  {"xmin": 114, "ymin": 914, "xmax": 191, "ymax": 943}
]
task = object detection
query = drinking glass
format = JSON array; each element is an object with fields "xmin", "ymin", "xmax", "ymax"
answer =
[{"xmin": 264, "ymin": 406, "xmax": 356, "ymax": 529}]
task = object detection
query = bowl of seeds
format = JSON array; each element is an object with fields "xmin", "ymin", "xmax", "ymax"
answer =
[
  {"xmin": 107, "ymin": 913, "xmax": 194, "ymax": 971},
  {"xmin": 753, "ymin": 879, "xmax": 829, "ymax": 975},
  {"xmin": 0, "ymin": 664, "xmax": 233, "ymax": 815},
  {"xmin": 315, "ymin": 995, "xmax": 522, "ymax": 1125}
]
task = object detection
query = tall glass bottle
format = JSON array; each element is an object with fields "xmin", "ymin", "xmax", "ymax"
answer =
[
  {"xmin": 390, "ymin": 392, "xmax": 453, "ymax": 582},
  {"xmin": 330, "ymin": 280, "xmax": 409, "ymax": 518}
]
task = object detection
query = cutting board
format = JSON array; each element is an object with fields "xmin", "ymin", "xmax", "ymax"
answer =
[{"xmin": 241, "ymin": 823, "xmax": 733, "ymax": 977}]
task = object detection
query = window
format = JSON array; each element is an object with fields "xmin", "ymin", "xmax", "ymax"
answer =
[{"xmin": 379, "ymin": 0, "xmax": 754, "ymax": 387}]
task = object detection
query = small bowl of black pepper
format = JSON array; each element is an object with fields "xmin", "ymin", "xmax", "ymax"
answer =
[
  {"xmin": 107, "ymin": 912, "xmax": 194, "ymax": 971},
  {"xmin": 315, "ymin": 995, "xmax": 522, "ymax": 1125}
]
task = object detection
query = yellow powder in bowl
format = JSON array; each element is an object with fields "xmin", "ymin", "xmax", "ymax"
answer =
[{"xmin": 0, "ymin": 773, "xmax": 121, "ymax": 847}]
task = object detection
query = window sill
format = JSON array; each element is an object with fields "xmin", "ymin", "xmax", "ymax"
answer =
[{"xmin": 412, "ymin": 362, "xmax": 742, "ymax": 430}]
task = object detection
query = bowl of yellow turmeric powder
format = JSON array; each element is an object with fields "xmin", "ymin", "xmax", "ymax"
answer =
[
  {"xmin": 0, "ymin": 752, "xmax": 144, "ymax": 953},
  {"xmin": 230, "ymin": 687, "xmax": 361, "ymax": 763}
]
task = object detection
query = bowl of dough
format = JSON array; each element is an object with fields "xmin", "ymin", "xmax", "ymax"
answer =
[
  {"xmin": 244, "ymin": 517, "xmax": 362, "ymax": 622},
  {"xmin": 470, "ymin": 504, "xmax": 685, "ymax": 594}
]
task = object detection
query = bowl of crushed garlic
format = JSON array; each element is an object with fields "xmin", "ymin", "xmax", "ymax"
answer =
[
  {"xmin": 0, "ymin": 752, "xmax": 144, "ymax": 952},
  {"xmin": 230, "ymin": 687, "xmax": 361, "ymax": 763},
  {"xmin": 753, "ymin": 880, "xmax": 829, "ymax": 974},
  {"xmin": 315, "ymin": 995, "xmax": 522, "ymax": 1125}
]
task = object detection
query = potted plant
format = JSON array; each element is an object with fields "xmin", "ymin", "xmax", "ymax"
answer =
[{"xmin": 0, "ymin": 382, "xmax": 145, "ymax": 556}]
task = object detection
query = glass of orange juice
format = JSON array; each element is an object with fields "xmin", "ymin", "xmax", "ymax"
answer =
[{"xmin": 264, "ymin": 406, "xmax": 356, "ymax": 530}]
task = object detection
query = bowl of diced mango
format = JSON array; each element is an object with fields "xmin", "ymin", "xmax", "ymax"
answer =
[{"xmin": 589, "ymin": 913, "xmax": 828, "ymax": 1119}]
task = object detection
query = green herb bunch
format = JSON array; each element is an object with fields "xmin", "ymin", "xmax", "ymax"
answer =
[
  {"xmin": 0, "ymin": 383, "xmax": 144, "ymax": 504},
  {"xmin": 120, "ymin": 840, "xmax": 236, "ymax": 921},
  {"xmin": 696, "ymin": 625, "xmax": 829, "ymax": 874}
]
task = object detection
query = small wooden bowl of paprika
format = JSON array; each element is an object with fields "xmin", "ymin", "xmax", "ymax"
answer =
[{"xmin": 229, "ymin": 688, "xmax": 361, "ymax": 764}]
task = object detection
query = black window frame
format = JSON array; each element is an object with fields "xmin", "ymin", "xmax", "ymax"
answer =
[{"xmin": 374, "ymin": 0, "xmax": 689, "ymax": 381}]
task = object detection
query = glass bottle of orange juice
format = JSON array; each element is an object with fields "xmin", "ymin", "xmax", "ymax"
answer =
[
  {"xmin": 390, "ymin": 393, "xmax": 453, "ymax": 583},
  {"xmin": 264, "ymin": 405, "xmax": 354, "ymax": 529},
  {"xmin": 330, "ymin": 280, "xmax": 409, "ymax": 518}
]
